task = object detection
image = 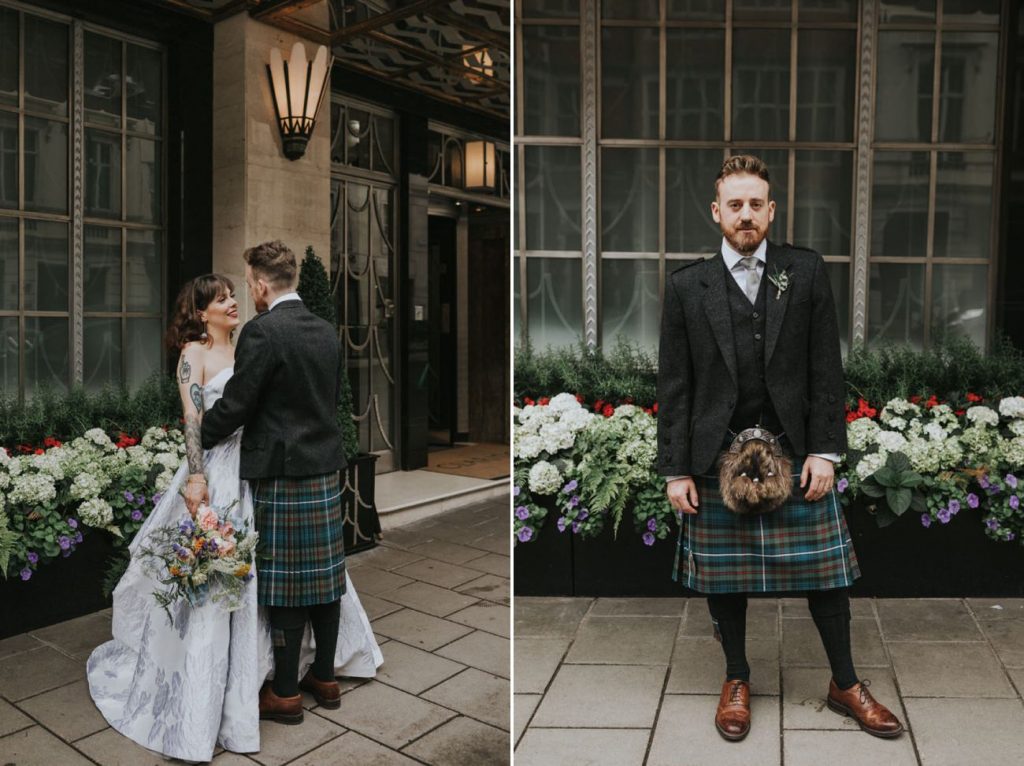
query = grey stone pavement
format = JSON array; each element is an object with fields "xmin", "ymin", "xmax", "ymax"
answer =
[
  {"xmin": 514, "ymin": 596, "xmax": 1024, "ymax": 766},
  {"xmin": 0, "ymin": 497, "xmax": 510, "ymax": 765}
]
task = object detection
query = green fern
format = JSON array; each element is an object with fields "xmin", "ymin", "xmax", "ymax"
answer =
[{"xmin": 0, "ymin": 509, "xmax": 21, "ymax": 577}]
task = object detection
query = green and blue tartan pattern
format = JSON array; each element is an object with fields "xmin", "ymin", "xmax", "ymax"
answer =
[
  {"xmin": 673, "ymin": 467, "xmax": 861, "ymax": 594},
  {"xmin": 251, "ymin": 472, "xmax": 347, "ymax": 607}
]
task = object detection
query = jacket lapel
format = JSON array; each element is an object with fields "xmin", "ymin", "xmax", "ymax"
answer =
[
  {"xmin": 701, "ymin": 252, "xmax": 738, "ymax": 390},
  {"xmin": 763, "ymin": 241, "xmax": 794, "ymax": 367}
]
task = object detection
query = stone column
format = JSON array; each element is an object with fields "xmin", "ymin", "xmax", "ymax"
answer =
[{"xmin": 211, "ymin": 12, "xmax": 331, "ymax": 324}]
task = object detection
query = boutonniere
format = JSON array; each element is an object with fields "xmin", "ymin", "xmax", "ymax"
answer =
[{"xmin": 767, "ymin": 267, "xmax": 790, "ymax": 300}]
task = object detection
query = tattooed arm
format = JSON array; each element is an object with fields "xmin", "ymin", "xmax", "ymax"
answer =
[{"xmin": 177, "ymin": 343, "xmax": 209, "ymax": 516}]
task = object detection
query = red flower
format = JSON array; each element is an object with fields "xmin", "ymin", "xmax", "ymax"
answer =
[
  {"xmin": 967, "ymin": 392, "xmax": 983, "ymax": 403},
  {"xmin": 575, "ymin": 393, "xmax": 585, "ymax": 403},
  {"xmin": 643, "ymin": 407, "xmax": 653, "ymax": 415},
  {"xmin": 538, "ymin": 396, "xmax": 550, "ymax": 406},
  {"xmin": 601, "ymin": 404, "xmax": 614, "ymax": 418},
  {"xmin": 16, "ymin": 444, "xmax": 33, "ymax": 454},
  {"xmin": 652, "ymin": 402, "xmax": 659, "ymax": 414},
  {"xmin": 924, "ymin": 394, "xmax": 939, "ymax": 409},
  {"xmin": 909, "ymin": 395, "xmax": 922, "ymax": 404},
  {"xmin": 33, "ymin": 448, "xmax": 44, "ymax": 455},
  {"xmin": 624, "ymin": 396, "xmax": 634, "ymax": 404},
  {"xmin": 115, "ymin": 432, "xmax": 138, "ymax": 449},
  {"xmin": 523, "ymin": 397, "xmax": 535, "ymax": 406},
  {"xmin": 593, "ymin": 399, "xmax": 605, "ymax": 413},
  {"xmin": 43, "ymin": 436, "xmax": 62, "ymax": 448},
  {"xmin": 954, "ymin": 409, "xmax": 965, "ymax": 416}
]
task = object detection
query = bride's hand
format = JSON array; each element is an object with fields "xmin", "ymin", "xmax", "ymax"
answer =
[{"xmin": 184, "ymin": 474, "xmax": 209, "ymax": 517}]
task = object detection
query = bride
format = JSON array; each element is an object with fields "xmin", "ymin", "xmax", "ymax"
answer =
[{"xmin": 87, "ymin": 273, "xmax": 382, "ymax": 762}]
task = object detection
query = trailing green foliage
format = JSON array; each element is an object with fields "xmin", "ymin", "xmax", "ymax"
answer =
[
  {"xmin": 515, "ymin": 340, "xmax": 658, "ymax": 407},
  {"xmin": 101, "ymin": 550, "xmax": 130, "ymax": 598},
  {"xmin": 0, "ymin": 510, "xmax": 19, "ymax": 577}
]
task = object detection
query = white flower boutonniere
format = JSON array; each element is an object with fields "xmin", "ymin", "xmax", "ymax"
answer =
[{"xmin": 768, "ymin": 267, "xmax": 790, "ymax": 301}]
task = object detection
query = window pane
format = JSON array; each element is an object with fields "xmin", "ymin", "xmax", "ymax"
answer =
[
  {"xmin": 875, "ymin": 31, "xmax": 934, "ymax": 143},
  {"xmin": 373, "ymin": 114, "xmax": 394, "ymax": 174},
  {"xmin": 84, "ymin": 317, "xmax": 120, "ymax": 392},
  {"xmin": 879, "ymin": 0, "xmax": 934, "ymax": 23},
  {"xmin": 601, "ymin": 258, "xmax": 659, "ymax": 352},
  {"xmin": 868, "ymin": 263, "xmax": 925, "ymax": 350},
  {"xmin": 522, "ymin": 0, "xmax": 579, "ymax": 17},
  {"xmin": 524, "ymin": 145, "xmax": 580, "ymax": 251},
  {"xmin": 602, "ymin": 148, "xmax": 658, "ymax": 253},
  {"xmin": 84, "ymin": 225, "xmax": 120, "ymax": 312},
  {"xmin": 794, "ymin": 151, "xmax": 852, "ymax": 255},
  {"xmin": 797, "ymin": 30, "xmax": 856, "ymax": 143},
  {"xmin": 733, "ymin": 0, "xmax": 790, "ymax": 21},
  {"xmin": 733, "ymin": 148, "xmax": 788, "ymax": 243},
  {"xmin": 932, "ymin": 264, "xmax": 987, "ymax": 350},
  {"xmin": 0, "ymin": 110, "xmax": 16, "ymax": 209},
  {"xmin": 23, "ymin": 117, "xmax": 67, "ymax": 214},
  {"xmin": 127, "ymin": 136, "xmax": 160, "ymax": 223},
  {"xmin": 25, "ymin": 316, "xmax": 67, "ymax": 393},
  {"xmin": 824, "ymin": 261, "xmax": 851, "ymax": 357},
  {"xmin": 86, "ymin": 129, "xmax": 122, "ymax": 218},
  {"xmin": 24, "ymin": 219, "xmax": 67, "ymax": 311},
  {"xmin": 0, "ymin": 316, "xmax": 16, "ymax": 391},
  {"xmin": 732, "ymin": 30, "xmax": 790, "ymax": 142},
  {"xmin": 126, "ymin": 318, "xmax": 162, "ymax": 388},
  {"xmin": 666, "ymin": 148, "xmax": 722, "ymax": 254},
  {"xmin": 799, "ymin": 0, "xmax": 856, "ymax": 22},
  {"xmin": 346, "ymin": 106, "xmax": 371, "ymax": 170},
  {"xmin": 0, "ymin": 8, "xmax": 17, "ymax": 108},
  {"xmin": 127, "ymin": 229, "xmax": 161, "ymax": 312},
  {"xmin": 934, "ymin": 151, "xmax": 992, "ymax": 260},
  {"xmin": 602, "ymin": 27, "xmax": 659, "ymax": 139},
  {"xmin": 602, "ymin": 0, "xmax": 658, "ymax": 19},
  {"xmin": 871, "ymin": 151, "xmax": 929, "ymax": 258},
  {"xmin": 127, "ymin": 44, "xmax": 161, "ymax": 135},
  {"xmin": 0, "ymin": 218, "xmax": 15, "ymax": 310},
  {"xmin": 85, "ymin": 32, "xmax": 121, "ymax": 128},
  {"xmin": 24, "ymin": 16, "xmax": 67, "ymax": 117},
  {"xmin": 666, "ymin": 29, "xmax": 724, "ymax": 141},
  {"xmin": 526, "ymin": 257, "xmax": 582, "ymax": 348},
  {"xmin": 939, "ymin": 33, "xmax": 998, "ymax": 144},
  {"xmin": 667, "ymin": 0, "xmax": 724, "ymax": 21},
  {"xmin": 943, "ymin": 0, "xmax": 998, "ymax": 24},
  {"xmin": 523, "ymin": 26, "xmax": 580, "ymax": 136},
  {"xmin": 514, "ymin": 255, "xmax": 521, "ymax": 343}
]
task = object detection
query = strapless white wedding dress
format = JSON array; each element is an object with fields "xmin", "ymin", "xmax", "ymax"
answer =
[{"xmin": 87, "ymin": 367, "xmax": 383, "ymax": 762}]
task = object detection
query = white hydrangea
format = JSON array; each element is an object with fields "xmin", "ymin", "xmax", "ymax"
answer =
[
  {"xmin": 69, "ymin": 471, "xmax": 107, "ymax": 501},
  {"xmin": 0, "ymin": 448, "xmax": 9, "ymax": 467},
  {"xmin": 904, "ymin": 436, "xmax": 941, "ymax": 474},
  {"xmin": 514, "ymin": 434, "xmax": 545, "ymax": 461},
  {"xmin": 998, "ymin": 397, "xmax": 1024, "ymax": 419},
  {"xmin": 514, "ymin": 392, "xmax": 595, "ymax": 460},
  {"xmin": 547, "ymin": 393, "xmax": 583, "ymax": 413},
  {"xmin": 125, "ymin": 445, "xmax": 153, "ymax": 469},
  {"xmin": 995, "ymin": 436, "xmax": 1024, "ymax": 468},
  {"xmin": 141, "ymin": 426, "xmax": 172, "ymax": 448},
  {"xmin": 8, "ymin": 472, "xmax": 57, "ymax": 506},
  {"xmin": 0, "ymin": 471, "xmax": 9, "ymax": 490},
  {"xmin": 154, "ymin": 470, "xmax": 175, "ymax": 494},
  {"xmin": 846, "ymin": 418, "xmax": 880, "ymax": 451},
  {"xmin": 881, "ymin": 398, "xmax": 922, "ymax": 421},
  {"xmin": 940, "ymin": 436, "xmax": 964, "ymax": 468},
  {"xmin": 855, "ymin": 451, "xmax": 887, "ymax": 480},
  {"xmin": 538, "ymin": 421, "xmax": 575, "ymax": 454},
  {"xmin": 928, "ymin": 404, "xmax": 960, "ymax": 429},
  {"xmin": 528, "ymin": 460, "xmax": 562, "ymax": 496},
  {"xmin": 886, "ymin": 416, "xmax": 907, "ymax": 432},
  {"xmin": 876, "ymin": 430, "xmax": 908, "ymax": 453},
  {"xmin": 965, "ymin": 406, "xmax": 999, "ymax": 427},
  {"xmin": 1009, "ymin": 420, "xmax": 1024, "ymax": 437},
  {"xmin": 7, "ymin": 457, "xmax": 22, "ymax": 476},
  {"xmin": 84, "ymin": 428, "xmax": 115, "ymax": 450},
  {"xmin": 29, "ymin": 451, "xmax": 65, "ymax": 481},
  {"xmin": 153, "ymin": 452, "xmax": 182, "ymax": 471},
  {"xmin": 961, "ymin": 424, "xmax": 997, "ymax": 457},
  {"xmin": 78, "ymin": 497, "xmax": 114, "ymax": 527},
  {"xmin": 923, "ymin": 422, "xmax": 947, "ymax": 442}
]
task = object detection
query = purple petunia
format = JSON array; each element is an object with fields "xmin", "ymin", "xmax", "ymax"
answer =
[
  {"xmin": 647, "ymin": 518, "xmax": 658, "ymax": 532},
  {"xmin": 1006, "ymin": 474, "xmax": 1018, "ymax": 489},
  {"xmin": 513, "ymin": 485, "xmax": 521, "ymax": 497},
  {"xmin": 571, "ymin": 521, "xmax": 581, "ymax": 534},
  {"xmin": 921, "ymin": 514, "xmax": 932, "ymax": 528},
  {"xmin": 642, "ymin": 531, "xmax": 656, "ymax": 546},
  {"xmin": 61, "ymin": 549, "xmax": 71, "ymax": 558},
  {"xmin": 967, "ymin": 493, "xmax": 980, "ymax": 509},
  {"xmin": 562, "ymin": 479, "xmax": 579, "ymax": 494},
  {"xmin": 556, "ymin": 517, "xmax": 568, "ymax": 533},
  {"xmin": 124, "ymin": 491, "xmax": 134, "ymax": 503},
  {"xmin": 20, "ymin": 567, "xmax": 32, "ymax": 581},
  {"xmin": 26, "ymin": 551, "xmax": 38, "ymax": 564},
  {"xmin": 937, "ymin": 508, "xmax": 952, "ymax": 524},
  {"xmin": 948, "ymin": 499, "xmax": 961, "ymax": 514},
  {"xmin": 67, "ymin": 518, "xmax": 78, "ymax": 529},
  {"xmin": 569, "ymin": 495, "xmax": 580, "ymax": 508},
  {"xmin": 1008, "ymin": 532, "xmax": 1016, "ymax": 541},
  {"xmin": 131, "ymin": 510, "xmax": 144, "ymax": 521},
  {"xmin": 979, "ymin": 475, "xmax": 991, "ymax": 490},
  {"xmin": 986, "ymin": 518, "xmax": 1000, "ymax": 530},
  {"xmin": 836, "ymin": 478, "xmax": 849, "ymax": 494},
  {"xmin": 136, "ymin": 494, "xmax": 146, "ymax": 506},
  {"xmin": 1011, "ymin": 495, "xmax": 1020, "ymax": 510},
  {"xmin": 74, "ymin": 531, "xmax": 83, "ymax": 543},
  {"xmin": 516, "ymin": 526, "xmax": 534, "ymax": 543},
  {"xmin": 515, "ymin": 505, "xmax": 530, "ymax": 520},
  {"xmin": 58, "ymin": 535, "xmax": 71, "ymax": 550}
]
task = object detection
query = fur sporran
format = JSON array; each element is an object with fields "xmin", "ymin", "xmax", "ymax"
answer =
[{"xmin": 717, "ymin": 427, "xmax": 793, "ymax": 515}]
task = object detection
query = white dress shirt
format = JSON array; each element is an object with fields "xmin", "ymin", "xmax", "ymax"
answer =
[
  {"xmin": 665, "ymin": 237, "xmax": 840, "ymax": 482},
  {"xmin": 269, "ymin": 292, "xmax": 301, "ymax": 311}
]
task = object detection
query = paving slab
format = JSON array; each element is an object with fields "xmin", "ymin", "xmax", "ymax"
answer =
[
  {"xmin": 1008, "ymin": 667, "xmax": 1024, "ymax": 697},
  {"xmin": 0, "ymin": 633, "xmax": 43, "ymax": 662},
  {"xmin": 965, "ymin": 597, "xmax": 1024, "ymax": 619},
  {"xmin": 287, "ymin": 730, "xmax": 421, "ymax": 766},
  {"xmin": 514, "ymin": 598, "xmax": 593, "ymax": 638},
  {"xmin": 531, "ymin": 665, "xmax": 666, "ymax": 728},
  {"xmin": 379, "ymin": 580, "xmax": 480, "ymax": 618},
  {"xmin": 371, "ymin": 640, "xmax": 466, "ymax": 695},
  {"xmin": 348, "ymin": 546, "xmax": 426, "ymax": 572},
  {"xmin": 974, "ymin": 617, "xmax": 1024, "ymax": 667},
  {"xmin": 371, "ymin": 608, "xmax": 473, "ymax": 651},
  {"xmin": 464, "ymin": 533, "xmax": 508, "ymax": 555},
  {"xmin": 408, "ymin": 540, "xmax": 491, "ymax": 565},
  {"xmin": 356, "ymin": 593, "xmax": 405, "ymax": 621},
  {"xmin": 393, "ymin": 559, "xmax": 483, "ymax": 589},
  {"xmin": 888, "ymin": 641, "xmax": 1016, "ymax": 698},
  {"xmin": 249, "ymin": 714, "xmax": 346, "ymax": 766},
  {"xmin": 352, "ymin": 566, "xmax": 416, "ymax": 596},
  {"xmin": 446, "ymin": 602, "xmax": 510, "ymax": 637},
  {"xmin": 316, "ymin": 681, "xmax": 456, "ymax": 749},
  {"xmin": 460, "ymin": 552, "xmax": 510, "ymax": 577},
  {"xmin": 679, "ymin": 597, "xmax": 778, "ymax": 639},
  {"xmin": 455, "ymin": 574, "xmax": 509, "ymax": 604},
  {"xmin": 0, "ymin": 725, "xmax": 94, "ymax": 766},
  {"xmin": 781, "ymin": 667, "xmax": 906, "ymax": 731},
  {"xmin": 513, "ymin": 638, "xmax": 571, "ymax": 694},
  {"xmin": 0, "ymin": 646, "xmax": 83, "ymax": 701},
  {"xmin": 401, "ymin": 715, "xmax": 510, "ymax": 766},
  {"xmin": 0, "ymin": 697, "xmax": 33, "ymax": 737},
  {"xmin": 16, "ymin": 679, "xmax": 109, "ymax": 742},
  {"xmin": 30, "ymin": 611, "xmax": 113, "ymax": 661},
  {"xmin": 514, "ymin": 694, "xmax": 540, "ymax": 742},
  {"xmin": 514, "ymin": 727, "xmax": 650, "ymax": 766},
  {"xmin": 782, "ymin": 616, "xmax": 889, "ymax": 668},
  {"xmin": 876, "ymin": 599, "xmax": 983, "ymax": 642},
  {"xmin": 647, "ymin": 694, "xmax": 781, "ymax": 766},
  {"xmin": 589, "ymin": 597, "xmax": 686, "ymax": 616},
  {"xmin": 435, "ymin": 630, "xmax": 510, "ymax": 678},
  {"xmin": 667, "ymin": 637, "xmax": 780, "ymax": 696},
  {"xmin": 781, "ymin": 597, "xmax": 876, "ymax": 620},
  {"xmin": 75, "ymin": 726, "xmax": 183, "ymax": 765},
  {"xmin": 565, "ymin": 615, "xmax": 679, "ymax": 665},
  {"xmin": 783, "ymin": 729, "xmax": 918, "ymax": 766},
  {"xmin": 905, "ymin": 697, "xmax": 1024, "ymax": 766},
  {"xmin": 422, "ymin": 667, "xmax": 509, "ymax": 730}
]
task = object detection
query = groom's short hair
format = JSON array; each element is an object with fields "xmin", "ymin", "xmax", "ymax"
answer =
[
  {"xmin": 243, "ymin": 240, "xmax": 297, "ymax": 289},
  {"xmin": 715, "ymin": 154, "xmax": 771, "ymax": 200}
]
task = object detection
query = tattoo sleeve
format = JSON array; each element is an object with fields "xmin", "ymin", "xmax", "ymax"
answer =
[
  {"xmin": 178, "ymin": 355, "xmax": 191, "ymax": 384},
  {"xmin": 185, "ymin": 383, "xmax": 204, "ymax": 474}
]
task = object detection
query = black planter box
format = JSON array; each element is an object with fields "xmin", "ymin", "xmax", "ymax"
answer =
[
  {"xmin": 572, "ymin": 529, "xmax": 679, "ymax": 596},
  {"xmin": 341, "ymin": 453, "xmax": 381, "ymax": 555},
  {"xmin": 0, "ymin": 531, "xmax": 114, "ymax": 640},
  {"xmin": 514, "ymin": 522, "xmax": 574, "ymax": 596}
]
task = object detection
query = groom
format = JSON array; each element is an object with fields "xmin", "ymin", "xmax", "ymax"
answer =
[{"xmin": 194, "ymin": 240, "xmax": 348, "ymax": 724}]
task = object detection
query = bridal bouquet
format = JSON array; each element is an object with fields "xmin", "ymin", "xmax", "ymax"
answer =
[{"xmin": 138, "ymin": 501, "xmax": 257, "ymax": 624}]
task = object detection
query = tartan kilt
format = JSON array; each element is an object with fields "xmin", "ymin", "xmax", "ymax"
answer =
[
  {"xmin": 251, "ymin": 472, "xmax": 347, "ymax": 607},
  {"xmin": 673, "ymin": 459, "xmax": 861, "ymax": 594}
]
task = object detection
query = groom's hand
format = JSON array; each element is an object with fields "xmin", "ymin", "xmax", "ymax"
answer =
[
  {"xmin": 184, "ymin": 474, "xmax": 209, "ymax": 517},
  {"xmin": 801, "ymin": 455, "xmax": 834, "ymax": 502}
]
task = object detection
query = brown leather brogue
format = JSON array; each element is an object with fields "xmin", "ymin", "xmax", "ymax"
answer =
[
  {"xmin": 259, "ymin": 682, "xmax": 304, "ymax": 725},
  {"xmin": 826, "ymin": 679, "xmax": 904, "ymax": 738},
  {"xmin": 715, "ymin": 679, "xmax": 751, "ymax": 741},
  {"xmin": 299, "ymin": 670, "xmax": 341, "ymax": 709}
]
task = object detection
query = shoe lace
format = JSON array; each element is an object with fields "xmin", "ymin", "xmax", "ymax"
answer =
[
  {"xmin": 728, "ymin": 681, "xmax": 745, "ymax": 703},
  {"xmin": 858, "ymin": 679, "xmax": 874, "ymax": 706}
]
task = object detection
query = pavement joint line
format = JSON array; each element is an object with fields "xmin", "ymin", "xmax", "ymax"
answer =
[
  {"xmin": 643, "ymin": 655, "xmax": 675, "ymax": 765},
  {"xmin": 513, "ymin": 616, "xmax": 582, "ymax": 750}
]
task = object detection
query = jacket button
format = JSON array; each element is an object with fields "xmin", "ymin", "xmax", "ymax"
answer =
[
  {"xmin": 827, "ymin": 430, "xmax": 835, "ymax": 439},
  {"xmin": 752, "ymin": 311, "xmax": 759, "ymax": 319},
  {"xmin": 754, "ymin": 332, "xmax": 762, "ymax": 340},
  {"xmin": 828, "ymin": 393, "xmax": 836, "ymax": 403}
]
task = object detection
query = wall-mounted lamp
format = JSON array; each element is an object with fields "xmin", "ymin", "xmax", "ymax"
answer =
[
  {"xmin": 465, "ymin": 140, "xmax": 495, "ymax": 191},
  {"xmin": 267, "ymin": 42, "xmax": 332, "ymax": 161}
]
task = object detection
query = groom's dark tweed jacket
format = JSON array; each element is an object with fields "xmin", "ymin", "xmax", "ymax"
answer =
[
  {"xmin": 202, "ymin": 299, "xmax": 346, "ymax": 479},
  {"xmin": 656, "ymin": 241, "xmax": 847, "ymax": 478}
]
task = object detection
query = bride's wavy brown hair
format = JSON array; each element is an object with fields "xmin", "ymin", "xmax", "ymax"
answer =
[{"xmin": 165, "ymin": 274, "xmax": 236, "ymax": 350}]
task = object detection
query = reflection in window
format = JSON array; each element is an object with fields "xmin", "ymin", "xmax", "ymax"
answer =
[
  {"xmin": 84, "ymin": 225, "xmax": 120, "ymax": 312},
  {"xmin": 602, "ymin": 27, "xmax": 659, "ymax": 139},
  {"xmin": 86, "ymin": 130, "xmax": 121, "ymax": 217},
  {"xmin": 797, "ymin": 30, "xmax": 855, "ymax": 143},
  {"xmin": 666, "ymin": 30, "xmax": 724, "ymax": 140},
  {"xmin": 0, "ymin": 110, "xmax": 15, "ymax": 208},
  {"xmin": 523, "ymin": 26, "xmax": 580, "ymax": 136},
  {"xmin": 868, "ymin": 263, "xmax": 925, "ymax": 350},
  {"xmin": 666, "ymin": 149, "xmax": 723, "ymax": 254},
  {"xmin": 0, "ymin": 218, "xmax": 15, "ymax": 310},
  {"xmin": 794, "ymin": 151, "xmax": 852, "ymax": 255},
  {"xmin": 871, "ymin": 151, "xmax": 929, "ymax": 258},
  {"xmin": 601, "ymin": 258, "xmax": 659, "ymax": 352},
  {"xmin": 526, "ymin": 258, "xmax": 583, "ymax": 348},
  {"xmin": 25, "ymin": 317, "xmax": 68, "ymax": 392},
  {"xmin": 934, "ymin": 152, "xmax": 993, "ymax": 260},
  {"xmin": 940, "ymin": 33, "xmax": 998, "ymax": 144},
  {"xmin": 875, "ymin": 31, "xmax": 934, "ymax": 143},
  {"xmin": 524, "ymin": 145, "xmax": 581, "ymax": 251},
  {"xmin": 824, "ymin": 261, "xmax": 851, "ymax": 357},
  {"xmin": 601, "ymin": 148, "xmax": 658, "ymax": 253},
  {"xmin": 83, "ymin": 317, "xmax": 120, "ymax": 392},
  {"xmin": 733, "ymin": 30, "xmax": 790, "ymax": 142},
  {"xmin": 24, "ymin": 219, "xmax": 67, "ymax": 312},
  {"xmin": 932, "ymin": 265, "xmax": 987, "ymax": 350}
]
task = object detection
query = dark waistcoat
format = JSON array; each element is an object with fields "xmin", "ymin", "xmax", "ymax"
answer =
[{"xmin": 723, "ymin": 258, "xmax": 784, "ymax": 437}]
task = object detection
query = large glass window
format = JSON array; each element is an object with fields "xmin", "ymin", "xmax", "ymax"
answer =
[{"xmin": 0, "ymin": 5, "xmax": 164, "ymax": 398}]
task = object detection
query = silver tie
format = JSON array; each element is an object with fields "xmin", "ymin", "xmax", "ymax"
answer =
[{"xmin": 737, "ymin": 256, "xmax": 760, "ymax": 304}]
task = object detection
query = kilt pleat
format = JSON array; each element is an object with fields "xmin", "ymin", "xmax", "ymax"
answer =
[
  {"xmin": 673, "ymin": 465, "xmax": 861, "ymax": 594},
  {"xmin": 252, "ymin": 473, "xmax": 347, "ymax": 607}
]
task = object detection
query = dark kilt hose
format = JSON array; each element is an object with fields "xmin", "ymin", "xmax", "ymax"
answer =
[
  {"xmin": 673, "ymin": 455, "xmax": 860, "ymax": 594},
  {"xmin": 251, "ymin": 473, "xmax": 347, "ymax": 607}
]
